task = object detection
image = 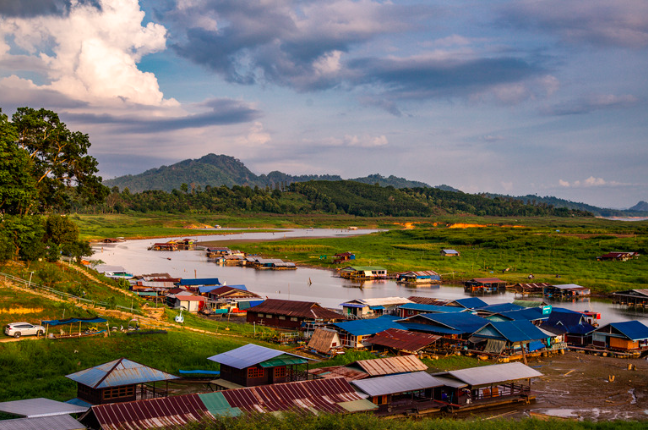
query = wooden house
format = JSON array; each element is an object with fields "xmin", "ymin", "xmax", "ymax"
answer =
[
  {"xmin": 246, "ymin": 299, "xmax": 345, "ymax": 330},
  {"xmin": 203, "ymin": 285, "xmax": 262, "ymax": 312},
  {"xmin": 341, "ymin": 297, "xmax": 412, "ymax": 318},
  {"xmin": 469, "ymin": 320, "xmax": 552, "ymax": 357},
  {"xmin": 440, "ymin": 249, "xmax": 460, "ymax": 257},
  {"xmin": 540, "ymin": 308, "xmax": 596, "ymax": 346},
  {"xmin": 149, "ymin": 242, "xmax": 178, "ymax": 251},
  {"xmin": 611, "ymin": 289, "xmax": 648, "ymax": 308},
  {"xmin": 396, "ymin": 270, "xmax": 441, "ymax": 285},
  {"xmin": 65, "ymin": 358, "xmax": 178, "ymax": 405},
  {"xmin": 592, "ymin": 321, "xmax": 648, "ymax": 351},
  {"xmin": 332, "ymin": 316, "xmax": 406, "ymax": 349},
  {"xmin": 177, "ymin": 238, "xmax": 196, "ymax": 250},
  {"xmin": 333, "ymin": 252, "xmax": 356, "ymax": 264},
  {"xmin": 365, "ymin": 328, "xmax": 440, "ymax": 356},
  {"xmin": 169, "ymin": 294, "xmax": 206, "ymax": 313},
  {"xmin": 208, "ymin": 344, "xmax": 313, "ymax": 389},
  {"xmin": 339, "ymin": 266, "xmax": 387, "ymax": 280},
  {"xmin": 543, "ymin": 284, "xmax": 590, "ymax": 299},
  {"xmin": 352, "ymin": 372, "xmax": 443, "ymax": 414},
  {"xmin": 308, "ymin": 328, "xmax": 343, "ymax": 355},
  {"xmin": 464, "ymin": 278, "xmax": 507, "ymax": 294}
]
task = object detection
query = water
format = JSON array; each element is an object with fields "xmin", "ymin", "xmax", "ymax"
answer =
[{"xmin": 92, "ymin": 229, "xmax": 648, "ymax": 324}]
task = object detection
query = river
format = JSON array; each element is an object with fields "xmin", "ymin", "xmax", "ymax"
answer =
[{"xmin": 92, "ymin": 229, "xmax": 648, "ymax": 325}]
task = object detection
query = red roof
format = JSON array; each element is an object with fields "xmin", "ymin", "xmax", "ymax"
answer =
[
  {"xmin": 175, "ymin": 294, "xmax": 206, "ymax": 302},
  {"xmin": 209, "ymin": 286, "xmax": 261, "ymax": 299},
  {"xmin": 366, "ymin": 328, "xmax": 440, "ymax": 352},
  {"xmin": 249, "ymin": 299, "xmax": 345, "ymax": 321},
  {"xmin": 408, "ymin": 296, "xmax": 449, "ymax": 305}
]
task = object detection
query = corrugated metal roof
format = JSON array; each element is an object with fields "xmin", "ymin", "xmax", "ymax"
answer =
[
  {"xmin": 178, "ymin": 278, "xmax": 220, "ymax": 286},
  {"xmin": 399, "ymin": 303, "xmax": 465, "ymax": 313},
  {"xmin": 474, "ymin": 321, "xmax": 548, "ymax": 343},
  {"xmin": 608, "ymin": 321, "xmax": 648, "ymax": 341},
  {"xmin": 0, "ymin": 415, "xmax": 85, "ymax": 430},
  {"xmin": 259, "ymin": 357, "xmax": 309, "ymax": 368},
  {"xmin": 0, "ymin": 398, "xmax": 88, "ymax": 418},
  {"xmin": 249, "ymin": 299, "xmax": 345, "ymax": 320},
  {"xmin": 447, "ymin": 297, "xmax": 488, "ymax": 309},
  {"xmin": 495, "ymin": 308, "xmax": 547, "ymax": 321},
  {"xmin": 352, "ymin": 355, "xmax": 428, "ymax": 376},
  {"xmin": 476, "ymin": 303, "xmax": 525, "ymax": 313},
  {"xmin": 66, "ymin": 358, "xmax": 178, "ymax": 389},
  {"xmin": 197, "ymin": 393, "xmax": 242, "ymax": 418},
  {"xmin": 337, "ymin": 399, "xmax": 378, "ymax": 413},
  {"xmin": 439, "ymin": 362, "xmax": 543, "ymax": 387},
  {"xmin": 309, "ymin": 366, "xmax": 369, "ymax": 382},
  {"xmin": 548, "ymin": 283, "xmax": 587, "ymax": 290},
  {"xmin": 333, "ymin": 316, "xmax": 405, "ymax": 336},
  {"xmin": 400, "ymin": 312, "xmax": 488, "ymax": 334},
  {"xmin": 408, "ymin": 296, "xmax": 449, "ymax": 306},
  {"xmin": 352, "ymin": 372, "xmax": 443, "ymax": 397},
  {"xmin": 91, "ymin": 394, "xmax": 208, "ymax": 430},
  {"xmin": 207, "ymin": 344, "xmax": 312, "ymax": 369},
  {"xmin": 366, "ymin": 328, "xmax": 440, "ymax": 352}
]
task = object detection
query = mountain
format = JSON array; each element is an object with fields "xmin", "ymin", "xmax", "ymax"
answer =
[
  {"xmin": 104, "ymin": 154, "xmax": 435, "ymax": 193},
  {"xmin": 629, "ymin": 201, "xmax": 648, "ymax": 212},
  {"xmin": 501, "ymin": 195, "xmax": 648, "ymax": 217}
]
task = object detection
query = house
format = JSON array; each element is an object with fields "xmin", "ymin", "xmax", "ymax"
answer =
[
  {"xmin": 440, "ymin": 249, "xmax": 460, "ymax": 257},
  {"xmin": 611, "ymin": 289, "xmax": 648, "ymax": 308},
  {"xmin": 592, "ymin": 321, "xmax": 648, "ymax": 351},
  {"xmin": 207, "ymin": 344, "xmax": 313, "ymax": 389},
  {"xmin": 332, "ymin": 316, "xmax": 406, "ymax": 348},
  {"xmin": 341, "ymin": 297, "xmax": 412, "ymax": 318},
  {"xmin": 168, "ymin": 293, "xmax": 206, "ymax": 313},
  {"xmin": 246, "ymin": 299, "xmax": 345, "ymax": 330},
  {"xmin": 540, "ymin": 308, "xmax": 596, "ymax": 346},
  {"xmin": 308, "ymin": 328, "xmax": 343, "ymax": 355},
  {"xmin": 469, "ymin": 320, "xmax": 551, "ymax": 356},
  {"xmin": 351, "ymin": 372, "xmax": 444, "ymax": 414},
  {"xmin": 81, "ymin": 379, "xmax": 376, "ymax": 429},
  {"xmin": 485, "ymin": 306, "xmax": 551, "ymax": 324},
  {"xmin": 177, "ymin": 277, "xmax": 221, "ymax": 290},
  {"xmin": 398, "ymin": 303, "xmax": 466, "ymax": 319},
  {"xmin": 177, "ymin": 238, "xmax": 196, "ymax": 250},
  {"xmin": 543, "ymin": 284, "xmax": 590, "ymax": 299},
  {"xmin": 65, "ymin": 358, "xmax": 178, "ymax": 406},
  {"xmin": 432, "ymin": 362, "xmax": 542, "ymax": 410},
  {"xmin": 396, "ymin": 271, "xmax": 441, "ymax": 285},
  {"xmin": 251, "ymin": 258, "xmax": 296, "ymax": 270},
  {"xmin": 408, "ymin": 296, "xmax": 450, "ymax": 306},
  {"xmin": 472, "ymin": 303, "xmax": 525, "ymax": 317},
  {"xmin": 0, "ymin": 415, "xmax": 85, "ymax": 430},
  {"xmin": 512, "ymin": 283, "xmax": 550, "ymax": 294},
  {"xmin": 397, "ymin": 313, "xmax": 488, "ymax": 347},
  {"xmin": 339, "ymin": 266, "xmax": 388, "ymax": 280},
  {"xmin": 148, "ymin": 242, "xmax": 178, "ymax": 251},
  {"xmin": 333, "ymin": 252, "xmax": 356, "ymax": 264},
  {"xmin": 202, "ymin": 285, "xmax": 262, "ymax": 313},
  {"xmin": 365, "ymin": 328, "xmax": 440, "ymax": 356},
  {"xmin": 598, "ymin": 252, "xmax": 638, "ymax": 261},
  {"xmin": 464, "ymin": 278, "xmax": 507, "ymax": 294}
]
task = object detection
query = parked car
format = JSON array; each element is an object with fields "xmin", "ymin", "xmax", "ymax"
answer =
[{"xmin": 4, "ymin": 322, "xmax": 45, "ymax": 338}]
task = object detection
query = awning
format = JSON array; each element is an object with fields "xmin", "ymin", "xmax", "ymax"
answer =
[
  {"xmin": 528, "ymin": 341, "xmax": 545, "ymax": 352},
  {"xmin": 42, "ymin": 318, "xmax": 107, "ymax": 326},
  {"xmin": 259, "ymin": 356, "xmax": 309, "ymax": 368},
  {"xmin": 369, "ymin": 306, "xmax": 385, "ymax": 310},
  {"xmin": 341, "ymin": 303, "xmax": 365, "ymax": 308}
]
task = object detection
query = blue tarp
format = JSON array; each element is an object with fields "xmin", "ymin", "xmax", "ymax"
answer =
[
  {"xmin": 178, "ymin": 278, "xmax": 220, "ymax": 286},
  {"xmin": 42, "ymin": 317, "xmax": 107, "ymax": 326},
  {"xmin": 178, "ymin": 370, "xmax": 221, "ymax": 375},
  {"xmin": 450, "ymin": 297, "xmax": 488, "ymax": 309},
  {"xmin": 400, "ymin": 303, "xmax": 465, "ymax": 313},
  {"xmin": 528, "ymin": 341, "xmax": 545, "ymax": 352}
]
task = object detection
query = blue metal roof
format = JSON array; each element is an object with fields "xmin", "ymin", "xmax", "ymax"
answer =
[
  {"xmin": 608, "ymin": 321, "xmax": 648, "ymax": 341},
  {"xmin": 542, "ymin": 309, "xmax": 595, "ymax": 335},
  {"xmin": 476, "ymin": 303, "xmax": 525, "ymax": 313},
  {"xmin": 495, "ymin": 307, "xmax": 547, "ymax": 322},
  {"xmin": 178, "ymin": 278, "xmax": 220, "ymax": 286},
  {"xmin": 474, "ymin": 320, "xmax": 548, "ymax": 343},
  {"xmin": 399, "ymin": 303, "xmax": 465, "ymax": 313},
  {"xmin": 448, "ymin": 298, "xmax": 488, "ymax": 309},
  {"xmin": 400, "ymin": 322, "xmax": 462, "ymax": 335},
  {"xmin": 198, "ymin": 285, "xmax": 222, "ymax": 293},
  {"xmin": 400, "ymin": 313, "xmax": 487, "ymax": 335},
  {"xmin": 207, "ymin": 344, "xmax": 312, "ymax": 369},
  {"xmin": 333, "ymin": 316, "xmax": 406, "ymax": 336},
  {"xmin": 66, "ymin": 358, "xmax": 178, "ymax": 388}
]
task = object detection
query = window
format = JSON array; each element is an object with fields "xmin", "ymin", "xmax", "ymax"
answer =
[
  {"xmin": 279, "ymin": 316, "xmax": 286, "ymax": 320},
  {"xmin": 247, "ymin": 367, "xmax": 265, "ymax": 378},
  {"xmin": 290, "ymin": 317, "xmax": 298, "ymax": 322},
  {"xmin": 103, "ymin": 385, "xmax": 135, "ymax": 400},
  {"xmin": 274, "ymin": 367, "xmax": 287, "ymax": 378}
]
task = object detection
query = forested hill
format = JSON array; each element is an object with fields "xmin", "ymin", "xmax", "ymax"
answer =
[
  {"xmin": 104, "ymin": 154, "xmax": 434, "ymax": 192},
  {"xmin": 511, "ymin": 195, "xmax": 648, "ymax": 217},
  {"xmin": 98, "ymin": 180, "xmax": 591, "ymax": 217}
]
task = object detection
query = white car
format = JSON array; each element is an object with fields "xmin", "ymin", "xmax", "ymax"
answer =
[{"xmin": 4, "ymin": 322, "xmax": 45, "ymax": 338}]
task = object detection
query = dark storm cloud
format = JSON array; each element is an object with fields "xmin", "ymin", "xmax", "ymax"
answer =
[
  {"xmin": 166, "ymin": 0, "xmax": 434, "ymax": 91},
  {"xmin": 0, "ymin": 0, "xmax": 101, "ymax": 17},
  {"xmin": 542, "ymin": 94, "xmax": 640, "ymax": 116},
  {"xmin": 65, "ymin": 98, "xmax": 261, "ymax": 133},
  {"xmin": 348, "ymin": 55, "xmax": 544, "ymax": 100},
  {"xmin": 500, "ymin": 0, "xmax": 648, "ymax": 48}
]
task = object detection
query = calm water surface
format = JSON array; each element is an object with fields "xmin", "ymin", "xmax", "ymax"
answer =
[{"xmin": 92, "ymin": 229, "xmax": 647, "ymax": 325}]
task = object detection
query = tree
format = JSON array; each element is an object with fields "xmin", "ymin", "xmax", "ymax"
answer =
[{"xmin": 11, "ymin": 107, "xmax": 109, "ymax": 213}]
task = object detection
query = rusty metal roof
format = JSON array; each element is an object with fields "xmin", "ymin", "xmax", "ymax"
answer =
[
  {"xmin": 351, "ymin": 355, "xmax": 428, "ymax": 376},
  {"xmin": 309, "ymin": 366, "xmax": 369, "ymax": 382},
  {"xmin": 248, "ymin": 299, "xmax": 345, "ymax": 320},
  {"xmin": 366, "ymin": 328, "xmax": 440, "ymax": 352},
  {"xmin": 407, "ymin": 296, "xmax": 449, "ymax": 306},
  {"xmin": 66, "ymin": 358, "xmax": 178, "ymax": 389},
  {"xmin": 90, "ymin": 394, "xmax": 208, "ymax": 430}
]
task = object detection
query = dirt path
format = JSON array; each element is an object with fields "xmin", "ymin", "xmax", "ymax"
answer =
[{"xmin": 59, "ymin": 262, "xmax": 136, "ymax": 298}]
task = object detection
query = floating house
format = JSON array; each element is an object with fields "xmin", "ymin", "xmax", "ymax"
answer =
[
  {"xmin": 246, "ymin": 299, "xmax": 345, "ymax": 330},
  {"xmin": 339, "ymin": 266, "xmax": 388, "ymax": 280},
  {"xmin": 333, "ymin": 316, "xmax": 406, "ymax": 348},
  {"xmin": 440, "ymin": 249, "xmax": 460, "ymax": 257},
  {"xmin": 308, "ymin": 328, "xmax": 343, "ymax": 356},
  {"xmin": 512, "ymin": 283, "xmax": 550, "ymax": 295},
  {"xmin": 398, "ymin": 303, "xmax": 466, "ymax": 319},
  {"xmin": 81, "ymin": 378, "xmax": 376, "ymax": 429},
  {"xmin": 397, "ymin": 312, "xmax": 488, "ymax": 349},
  {"xmin": 464, "ymin": 278, "xmax": 507, "ymax": 294},
  {"xmin": 543, "ymin": 284, "xmax": 590, "ymax": 299},
  {"xmin": 148, "ymin": 242, "xmax": 178, "ymax": 251},
  {"xmin": 408, "ymin": 296, "xmax": 450, "ymax": 306},
  {"xmin": 177, "ymin": 238, "xmax": 195, "ymax": 250},
  {"xmin": 177, "ymin": 278, "xmax": 221, "ymax": 290},
  {"xmin": 540, "ymin": 308, "xmax": 596, "ymax": 346},
  {"xmin": 396, "ymin": 271, "xmax": 441, "ymax": 285},
  {"xmin": 432, "ymin": 362, "xmax": 542, "ymax": 411},
  {"xmin": 592, "ymin": 321, "xmax": 648, "ymax": 351},
  {"xmin": 469, "ymin": 320, "xmax": 551, "ymax": 356},
  {"xmin": 352, "ymin": 372, "xmax": 443, "ymax": 414},
  {"xmin": 65, "ymin": 358, "xmax": 178, "ymax": 406},
  {"xmin": 611, "ymin": 289, "xmax": 648, "ymax": 308},
  {"xmin": 333, "ymin": 252, "xmax": 356, "ymax": 264},
  {"xmin": 365, "ymin": 328, "xmax": 440, "ymax": 356},
  {"xmin": 208, "ymin": 344, "xmax": 313, "ymax": 389},
  {"xmin": 341, "ymin": 297, "xmax": 412, "ymax": 318}
]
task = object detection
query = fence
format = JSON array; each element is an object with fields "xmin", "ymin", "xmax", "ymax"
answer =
[{"xmin": 0, "ymin": 271, "xmax": 143, "ymax": 315}]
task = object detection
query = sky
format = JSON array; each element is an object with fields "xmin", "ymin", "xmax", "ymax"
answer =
[{"xmin": 1, "ymin": 0, "xmax": 647, "ymax": 209}]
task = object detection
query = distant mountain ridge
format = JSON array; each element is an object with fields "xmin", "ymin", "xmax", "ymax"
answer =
[{"xmin": 104, "ymin": 153, "xmax": 438, "ymax": 192}]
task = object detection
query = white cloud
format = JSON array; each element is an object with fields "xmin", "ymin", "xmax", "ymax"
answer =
[
  {"xmin": 501, "ymin": 181, "xmax": 514, "ymax": 192},
  {"xmin": 0, "ymin": 0, "xmax": 175, "ymax": 108},
  {"xmin": 236, "ymin": 122, "xmax": 271, "ymax": 146},
  {"xmin": 559, "ymin": 176, "xmax": 630, "ymax": 188}
]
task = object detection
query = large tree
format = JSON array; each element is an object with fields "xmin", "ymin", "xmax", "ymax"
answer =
[{"xmin": 10, "ymin": 107, "xmax": 109, "ymax": 214}]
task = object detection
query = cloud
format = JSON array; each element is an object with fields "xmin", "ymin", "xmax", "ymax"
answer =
[
  {"xmin": 63, "ymin": 98, "xmax": 261, "ymax": 133},
  {"xmin": 317, "ymin": 134, "xmax": 389, "ymax": 149},
  {"xmin": 558, "ymin": 176, "xmax": 631, "ymax": 188},
  {"xmin": 0, "ymin": 0, "xmax": 172, "ymax": 107},
  {"xmin": 0, "ymin": 0, "xmax": 101, "ymax": 18},
  {"xmin": 236, "ymin": 121, "xmax": 271, "ymax": 146},
  {"xmin": 543, "ymin": 94, "xmax": 639, "ymax": 116},
  {"xmin": 500, "ymin": 0, "xmax": 648, "ymax": 48}
]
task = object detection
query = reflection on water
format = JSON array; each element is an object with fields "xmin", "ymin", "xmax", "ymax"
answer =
[{"xmin": 93, "ymin": 229, "xmax": 648, "ymax": 324}]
